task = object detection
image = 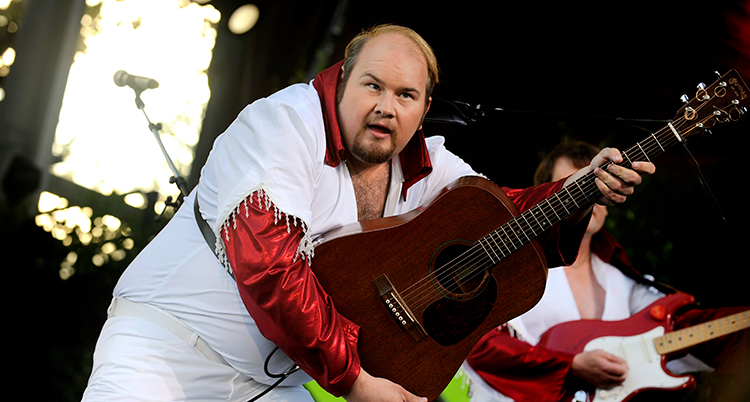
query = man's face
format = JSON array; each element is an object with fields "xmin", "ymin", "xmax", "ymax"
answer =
[{"xmin": 337, "ymin": 33, "xmax": 432, "ymax": 170}]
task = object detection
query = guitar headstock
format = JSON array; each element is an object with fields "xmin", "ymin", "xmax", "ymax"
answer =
[{"xmin": 674, "ymin": 70, "xmax": 749, "ymax": 140}]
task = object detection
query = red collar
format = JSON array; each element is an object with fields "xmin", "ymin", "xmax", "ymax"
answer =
[
  {"xmin": 312, "ymin": 61, "xmax": 432, "ymax": 200},
  {"xmin": 592, "ymin": 229, "xmax": 636, "ymax": 273}
]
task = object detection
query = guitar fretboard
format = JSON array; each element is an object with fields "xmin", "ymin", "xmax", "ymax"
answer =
[
  {"xmin": 474, "ymin": 123, "xmax": 691, "ymax": 268},
  {"xmin": 446, "ymin": 70, "xmax": 747, "ymax": 292},
  {"xmin": 654, "ymin": 310, "xmax": 750, "ymax": 355}
]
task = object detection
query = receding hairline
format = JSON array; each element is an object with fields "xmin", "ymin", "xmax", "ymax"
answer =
[{"xmin": 340, "ymin": 24, "xmax": 439, "ymax": 101}]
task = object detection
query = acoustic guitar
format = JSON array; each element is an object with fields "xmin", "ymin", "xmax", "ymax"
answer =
[
  {"xmin": 537, "ymin": 293, "xmax": 749, "ymax": 402},
  {"xmin": 310, "ymin": 70, "xmax": 749, "ymax": 401}
]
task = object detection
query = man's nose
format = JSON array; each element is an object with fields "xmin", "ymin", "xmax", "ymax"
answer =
[{"xmin": 375, "ymin": 93, "xmax": 395, "ymax": 118}]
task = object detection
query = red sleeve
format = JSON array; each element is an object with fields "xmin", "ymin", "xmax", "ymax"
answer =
[
  {"xmin": 466, "ymin": 327, "xmax": 575, "ymax": 402},
  {"xmin": 502, "ymin": 178, "xmax": 590, "ymax": 268},
  {"xmin": 222, "ymin": 194, "xmax": 360, "ymax": 396}
]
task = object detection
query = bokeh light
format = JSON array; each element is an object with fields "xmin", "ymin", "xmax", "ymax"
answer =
[{"xmin": 228, "ymin": 4, "xmax": 259, "ymax": 34}]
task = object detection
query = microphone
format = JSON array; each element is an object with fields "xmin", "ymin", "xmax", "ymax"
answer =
[{"xmin": 113, "ymin": 70, "xmax": 159, "ymax": 92}]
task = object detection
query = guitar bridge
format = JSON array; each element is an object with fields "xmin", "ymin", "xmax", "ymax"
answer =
[{"xmin": 374, "ymin": 274, "xmax": 427, "ymax": 342}]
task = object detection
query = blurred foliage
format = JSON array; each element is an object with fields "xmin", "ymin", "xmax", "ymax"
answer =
[{"xmin": 4, "ymin": 188, "xmax": 171, "ymax": 400}]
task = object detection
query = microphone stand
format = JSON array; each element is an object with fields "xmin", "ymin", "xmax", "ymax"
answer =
[{"xmin": 131, "ymin": 90, "xmax": 189, "ymax": 214}]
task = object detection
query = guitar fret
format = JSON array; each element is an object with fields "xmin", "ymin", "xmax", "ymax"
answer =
[
  {"xmin": 636, "ymin": 142, "xmax": 651, "ymax": 163},
  {"xmin": 698, "ymin": 322, "xmax": 712, "ymax": 343},
  {"xmin": 505, "ymin": 223, "xmax": 519, "ymax": 248},
  {"xmin": 534, "ymin": 210, "xmax": 545, "ymax": 231},
  {"xmin": 563, "ymin": 187, "xmax": 580, "ymax": 209},
  {"xmin": 682, "ymin": 327, "xmax": 697, "ymax": 347},
  {"xmin": 498, "ymin": 226, "xmax": 514, "ymax": 254},
  {"xmin": 674, "ymin": 332, "xmax": 689, "ymax": 348},
  {"xmin": 495, "ymin": 230, "xmax": 512, "ymax": 256},
  {"xmin": 488, "ymin": 236, "xmax": 503, "ymax": 261},
  {"xmin": 622, "ymin": 151, "xmax": 633, "ymax": 166},
  {"xmin": 509, "ymin": 217, "xmax": 530, "ymax": 243},
  {"xmin": 667, "ymin": 334, "xmax": 677, "ymax": 353},
  {"xmin": 545, "ymin": 199, "xmax": 561, "ymax": 221},
  {"xmin": 477, "ymin": 237, "xmax": 498, "ymax": 264},
  {"xmin": 487, "ymin": 233, "xmax": 507, "ymax": 258},
  {"xmin": 573, "ymin": 180, "xmax": 586, "ymax": 208},
  {"xmin": 521, "ymin": 213, "xmax": 537, "ymax": 237},
  {"xmin": 554, "ymin": 192, "xmax": 571, "ymax": 215},
  {"xmin": 692, "ymin": 326, "xmax": 705, "ymax": 344},
  {"xmin": 535, "ymin": 206, "xmax": 552, "ymax": 229},
  {"xmin": 705, "ymin": 322, "xmax": 718, "ymax": 340},
  {"xmin": 725, "ymin": 316, "xmax": 739, "ymax": 332},
  {"xmin": 652, "ymin": 133, "xmax": 666, "ymax": 152}
]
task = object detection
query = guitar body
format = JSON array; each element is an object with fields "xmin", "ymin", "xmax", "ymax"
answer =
[
  {"xmin": 311, "ymin": 176, "xmax": 549, "ymax": 401},
  {"xmin": 538, "ymin": 293, "xmax": 698, "ymax": 402}
]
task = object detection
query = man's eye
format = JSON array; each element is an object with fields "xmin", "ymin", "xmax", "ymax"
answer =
[{"xmin": 367, "ymin": 83, "xmax": 380, "ymax": 91}]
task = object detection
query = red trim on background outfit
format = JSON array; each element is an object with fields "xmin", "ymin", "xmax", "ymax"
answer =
[
  {"xmin": 467, "ymin": 327, "xmax": 575, "ymax": 402},
  {"xmin": 466, "ymin": 228, "xmax": 749, "ymax": 402}
]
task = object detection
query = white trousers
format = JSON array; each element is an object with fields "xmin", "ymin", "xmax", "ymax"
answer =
[{"xmin": 81, "ymin": 314, "xmax": 314, "ymax": 402}]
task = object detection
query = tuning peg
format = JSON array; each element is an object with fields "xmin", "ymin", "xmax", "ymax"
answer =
[
  {"xmin": 697, "ymin": 82, "xmax": 706, "ymax": 90},
  {"xmin": 714, "ymin": 71, "xmax": 722, "ymax": 79},
  {"xmin": 680, "ymin": 94, "xmax": 689, "ymax": 103}
]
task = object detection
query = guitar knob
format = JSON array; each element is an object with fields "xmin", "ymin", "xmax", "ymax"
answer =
[
  {"xmin": 680, "ymin": 94, "xmax": 689, "ymax": 103},
  {"xmin": 650, "ymin": 305, "xmax": 666, "ymax": 321},
  {"xmin": 697, "ymin": 82, "xmax": 706, "ymax": 90}
]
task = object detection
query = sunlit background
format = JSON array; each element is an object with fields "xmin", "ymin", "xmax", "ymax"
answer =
[
  {"xmin": 1, "ymin": 0, "xmax": 260, "ymax": 279},
  {"xmin": 52, "ymin": 0, "xmax": 220, "ymax": 201}
]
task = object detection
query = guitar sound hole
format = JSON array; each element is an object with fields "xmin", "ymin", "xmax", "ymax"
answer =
[{"xmin": 431, "ymin": 240, "xmax": 489, "ymax": 300}]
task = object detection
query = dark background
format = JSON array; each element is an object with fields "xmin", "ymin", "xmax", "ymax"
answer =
[{"xmin": 1, "ymin": 0, "xmax": 748, "ymax": 400}]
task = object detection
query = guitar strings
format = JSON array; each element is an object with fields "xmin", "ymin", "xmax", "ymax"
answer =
[
  {"xmin": 403, "ymin": 124, "xmax": 684, "ymax": 313},
  {"xmin": 401, "ymin": 105, "xmax": 715, "ymax": 314},
  {"xmin": 401, "ymin": 127, "xmax": 666, "ymax": 309}
]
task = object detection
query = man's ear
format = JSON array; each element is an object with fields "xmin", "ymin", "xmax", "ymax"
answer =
[{"xmin": 419, "ymin": 97, "xmax": 432, "ymax": 130}]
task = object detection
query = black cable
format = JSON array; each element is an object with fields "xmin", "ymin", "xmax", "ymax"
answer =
[{"xmin": 245, "ymin": 347, "xmax": 301, "ymax": 402}]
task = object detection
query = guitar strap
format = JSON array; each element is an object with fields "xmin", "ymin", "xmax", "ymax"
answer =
[
  {"xmin": 616, "ymin": 263, "xmax": 679, "ymax": 296},
  {"xmin": 193, "ymin": 192, "xmax": 301, "ymax": 401},
  {"xmin": 593, "ymin": 230, "xmax": 679, "ymax": 296},
  {"xmin": 193, "ymin": 195, "xmax": 234, "ymax": 280}
]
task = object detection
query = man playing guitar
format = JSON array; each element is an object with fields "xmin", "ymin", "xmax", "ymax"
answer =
[{"xmin": 463, "ymin": 141, "xmax": 749, "ymax": 402}]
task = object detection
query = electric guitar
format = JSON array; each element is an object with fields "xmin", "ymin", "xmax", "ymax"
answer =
[
  {"xmin": 310, "ymin": 70, "xmax": 749, "ymax": 401},
  {"xmin": 536, "ymin": 293, "xmax": 750, "ymax": 402}
]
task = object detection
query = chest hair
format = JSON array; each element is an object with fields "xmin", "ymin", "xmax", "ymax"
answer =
[{"xmin": 350, "ymin": 165, "xmax": 391, "ymax": 221}]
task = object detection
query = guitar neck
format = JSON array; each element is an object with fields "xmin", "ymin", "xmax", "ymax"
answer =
[
  {"xmin": 478, "ymin": 124, "xmax": 685, "ymax": 264},
  {"xmin": 473, "ymin": 69, "xmax": 747, "ymax": 273},
  {"xmin": 654, "ymin": 310, "xmax": 750, "ymax": 355}
]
